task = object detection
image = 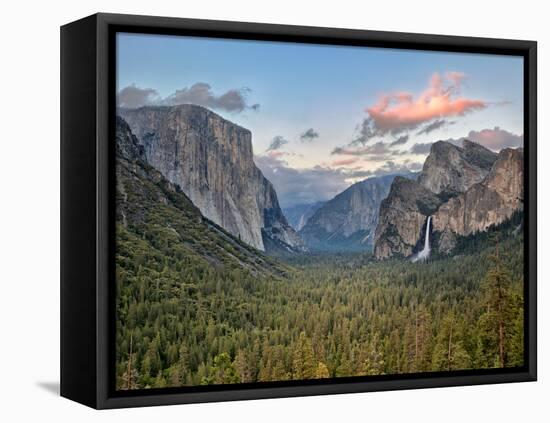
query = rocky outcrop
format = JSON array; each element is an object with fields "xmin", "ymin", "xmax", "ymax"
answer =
[
  {"xmin": 418, "ymin": 140, "xmax": 497, "ymax": 198},
  {"xmin": 432, "ymin": 148, "xmax": 524, "ymax": 252},
  {"xmin": 115, "ymin": 116, "xmax": 146, "ymax": 162},
  {"xmin": 115, "ymin": 117, "xmax": 287, "ymax": 276},
  {"xmin": 119, "ymin": 104, "xmax": 304, "ymax": 253},
  {"xmin": 374, "ymin": 140, "xmax": 522, "ymax": 259},
  {"xmin": 299, "ymin": 174, "xmax": 410, "ymax": 251},
  {"xmin": 373, "ymin": 177, "xmax": 441, "ymax": 259}
]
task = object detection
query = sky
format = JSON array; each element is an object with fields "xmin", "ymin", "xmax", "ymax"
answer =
[{"xmin": 117, "ymin": 32, "xmax": 524, "ymax": 208}]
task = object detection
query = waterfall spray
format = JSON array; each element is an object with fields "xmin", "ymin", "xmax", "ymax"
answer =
[{"xmin": 412, "ymin": 216, "xmax": 431, "ymax": 263}]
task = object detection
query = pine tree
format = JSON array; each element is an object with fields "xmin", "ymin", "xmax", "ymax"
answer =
[
  {"xmin": 292, "ymin": 332, "xmax": 316, "ymax": 380},
  {"xmin": 203, "ymin": 353, "xmax": 239, "ymax": 385},
  {"xmin": 432, "ymin": 312, "xmax": 471, "ymax": 371},
  {"xmin": 234, "ymin": 350, "xmax": 254, "ymax": 383},
  {"xmin": 120, "ymin": 333, "xmax": 140, "ymax": 390},
  {"xmin": 478, "ymin": 237, "xmax": 514, "ymax": 368},
  {"xmin": 314, "ymin": 362, "xmax": 330, "ymax": 379},
  {"xmin": 360, "ymin": 333, "xmax": 385, "ymax": 376}
]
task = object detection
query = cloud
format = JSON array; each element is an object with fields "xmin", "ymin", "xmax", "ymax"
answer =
[
  {"xmin": 254, "ymin": 155, "xmax": 424, "ymax": 207},
  {"xmin": 351, "ymin": 118, "xmax": 378, "ymax": 145},
  {"xmin": 266, "ymin": 150, "xmax": 287, "ymax": 158},
  {"xmin": 266, "ymin": 136, "xmax": 289, "ymax": 151},
  {"xmin": 300, "ymin": 128, "xmax": 320, "ymax": 142},
  {"xmin": 445, "ymin": 71, "xmax": 466, "ymax": 92},
  {"xmin": 331, "ymin": 142, "xmax": 406, "ymax": 161},
  {"xmin": 117, "ymin": 84, "xmax": 160, "ymax": 108},
  {"xmin": 442, "ymin": 127, "xmax": 523, "ymax": 152},
  {"xmin": 390, "ymin": 135, "xmax": 409, "ymax": 146},
  {"xmin": 409, "ymin": 143, "xmax": 433, "ymax": 155},
  {"xmin": 254, "ymin": 155, "xmax": 351, "ymax": 207},
  {"xmin": 345, "ymin": 160, "xmax": 423, "ymax": 179},
  {"xmin": 117, "ymin": 82, "xmax": 259, "ymax": 112},
  {"xmin": 416, "ymin": 119, "xmax": 455, "ymax": 136},
  {"xmin": 163, "ymin": 82, "xmax": 258, "ymax": 112},
  {"xmin": 353, "ymin": 72, "xmax": 487, "ymax": 143},
  {"xmin": 332, "ymin": 142, "xmax": 389, "ymax": 156},
  {"xmin": 331, "ymin": 157, "xmax": 360, "ymax": 167},
  {"xmin": 465, "ymin": 127, "xmax": 523, "ymax": 151}
]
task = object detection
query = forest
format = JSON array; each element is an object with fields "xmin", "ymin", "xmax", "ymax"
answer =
[{"xmin": 115, "ymin": 215, "xmax": 524, "ymax": 390}]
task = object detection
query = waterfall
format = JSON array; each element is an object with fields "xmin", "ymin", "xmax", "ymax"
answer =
[{"xmin": 411, "ymin": 216, "xmax": 431, "ymax": 263}]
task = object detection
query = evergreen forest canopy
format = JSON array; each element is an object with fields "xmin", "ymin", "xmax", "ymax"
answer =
[{"xmin": 115, "ymin": 120, "xmax": 525, "ymax": 389}]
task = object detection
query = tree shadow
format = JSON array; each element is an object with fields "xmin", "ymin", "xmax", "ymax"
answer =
[{"xmin": 36, "ymin": 381, "xmax": 60, "ymax": 396}]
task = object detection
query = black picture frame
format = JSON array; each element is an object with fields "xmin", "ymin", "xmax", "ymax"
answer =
[{"xmin": 61, "ymin": 12, "xmax": 537, "ymax": 409}]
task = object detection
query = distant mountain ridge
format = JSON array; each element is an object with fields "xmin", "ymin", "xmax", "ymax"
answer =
[
  {"xmin": 119, "ymin": 104, "xmax": 304, "ymax": 253},
  {"xmin": 374, "ymin": 140, "xmax": 523, "ymax": 259},
  {"xmin": 283, "ymin": 202, "xmax": 325, "ymax": 231},
  {"xmin": 298, "ymin": 173, "xmax": 416, "ymax": 252}
]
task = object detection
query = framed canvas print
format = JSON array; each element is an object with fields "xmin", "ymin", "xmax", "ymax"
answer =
[{"xmin": 60, "ymin": 13, "xmax": 537, "ymax": 409}]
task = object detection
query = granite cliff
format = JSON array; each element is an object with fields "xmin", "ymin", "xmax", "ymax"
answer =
[
  {"xmin": 432, "ymin": 148, "xmax": 524, "ymax": 252},
  {"xmin": 283, "ymin": 202, "xmax": 325, "ymax": 231},
  {"xmin": 299, "ymin": 174, "xmax": 411, "ymax": 251},
  {"xmin": 374, "ymin": 140, "xmax": 523, "ymax": 259},
  {"xmin": 115, "ymin": 116, "xmax": 287, "ymax": 275},
  {"xmin": 119, "ymin": 105, "xmax": 304, "ymax": 253},
  {"xmin": 417, "ymin": 140, "xmax": 497, "ymax": 197},
  {"xmin": 373, "ymin": 176, "xmax": 441, "ymax": 259}
]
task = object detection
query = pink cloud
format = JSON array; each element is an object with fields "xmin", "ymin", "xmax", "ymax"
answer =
[
  {"xmin": 467, "ymin": 127, "xmax": 523, "ymax": 151},
  {"xmin": 331, "ymin": 157, "xmax": 360, "ymax": 166},
  {"xmin": 267, "ymin": 150, "xmax": 287, "ymax": 158},
  {"xmin": 445, "ymin": 71, "xmax": 466, "ymax": 92},
  {"xmin": 365, "ymin": 72, "xmax": 487, "ymax": 135}
]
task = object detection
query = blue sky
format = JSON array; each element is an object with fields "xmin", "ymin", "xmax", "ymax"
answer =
[{"xmin": 117, "ymin": 32, "xmax": 524, "ymax": 207}]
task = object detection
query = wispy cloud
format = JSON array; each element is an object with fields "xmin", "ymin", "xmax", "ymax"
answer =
[
  {"xmin": 343, "ymin": 160, "xmax": 423, "ymax": 179},
  {"xmin": 352, "ymin": 72, "xmax": 487, "ymax": 144},
  {"xmin": 254, "ymin": 155, "xmax": 350, "ymax": 207},
  {"xmin": 331, "ymin": 157, "xmax": 360, "ymax": 167},
  {"xmin": 331, "ymin": 142, "xmax": 406, "ymax": 162},
  {"xmin": 266, "ymin": 135, "xmax": 289, "ymax": 151},
  {"xmin": 117, "ymin": 82, "xmax": 260, "ymax": 113},
  {"xmin": 255, "ymin": 154, "xmax": 422, "ymax": 207},
  {"xmin": 409, "ymin": 143, "xmax": 433, "ymax": 155},
  {"xmin": 444, "ymin": 127, "xmax": 523, "ymax": 151},
  {"xmin": 117, "ymin": 84, "xmax": 160, "ymax": 108},
  {"xmin": 416, "ymin": 119, "xmax": 455, "ymax": 136},
  {"xmin": 390, "ymin": 135, "xmax": 409, "ymax": 146},
  {"xmin": 332, "ymin": 142, "xmax": 390, "ymax": 156},
  {"xmin": 300, "ymin": 128, "xmax": 320, "ymax": 142}
]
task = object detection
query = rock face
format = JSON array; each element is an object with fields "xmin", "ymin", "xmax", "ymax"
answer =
[
  {"xmin": 418, "ymin": 140, "xmax": 497, "ymax": 198},
  {"xmin": 119, "ymin": 105, "xmax": 304, "ymax": 253},
  {"xmin": 115, "ymin": 117, "xmax": 286, "ymax": 276},
  {"xmin": 432, "ymin": 148, "xmax": 524, "ymax": 252},
  {"xmin": 299, "ymin": 174, "xmax": 408, "ymax": 251},
  {"xmin": 374, "ymin": 177, "xmax": 441, "ymax": 259},
  {"xmin": 283, "ymin": 202, "xmax": 325, "ymax": 231},
  {"xmin": 374, "ymin": 140, "xmax": 523, "ymax": 259},
  {"xmin": 115, "ymin": 116, "xmax": 146, "ymax": 162}
]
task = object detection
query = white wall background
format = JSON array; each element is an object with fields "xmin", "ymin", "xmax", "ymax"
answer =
[{"xmin": 0, "ymin": 0, "xmax": 547, "ymax": 420}]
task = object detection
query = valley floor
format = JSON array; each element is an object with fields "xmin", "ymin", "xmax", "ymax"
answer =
[{"xmin": 115, "ymin": 224, "xmax": 524, "ymax": 390}]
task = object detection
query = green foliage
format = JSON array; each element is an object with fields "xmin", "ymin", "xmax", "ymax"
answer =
[
  {"xmin": 201, "ymin": 353, "xmax": 240, "ymax": 385},
  {"xmin": 116, "ymin": 218, "xmax": 524, "ymax": 389},
  {"xmin": 114, "ymin": 143, "xmax": 524, "ymax": 390}
]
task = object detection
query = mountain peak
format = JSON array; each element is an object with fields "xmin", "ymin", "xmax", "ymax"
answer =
[
  {"xmin": 418, "ymin": 138, "xmax": 497, "ymax": 197},
  {"xmin": 299, "ymin": 173, "xmax": 413, "ymax": 252},
  {"xmin": 118, "ymin": 106, "xmax": 303, "ymax": 253}
]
